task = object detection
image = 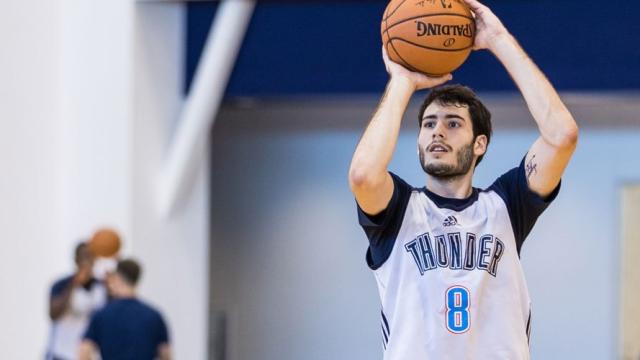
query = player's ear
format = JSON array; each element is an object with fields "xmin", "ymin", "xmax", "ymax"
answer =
[{"xmin": 473, "ymin": 135, "xmax": 487, "ymax": 157}]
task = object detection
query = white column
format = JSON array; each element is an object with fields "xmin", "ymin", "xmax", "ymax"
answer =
[
  {"xmin": 58, "ymin": 0, "xmax": 134, "ymax": 250},
  {"xmin": 0, "ymin": 1, "xmax": 64, "ymax": 357}
]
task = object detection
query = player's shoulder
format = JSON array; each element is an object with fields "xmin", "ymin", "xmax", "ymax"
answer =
[
  {"xmin": 386, "ymin": 172, "xmax": 423, "ymax": 209},
  {"xmin": 52, "ymin": 274, "xmax": 73, "ymax": 288},
  {"xmin": 120, "ymin": 298, "xmax": 163, "ymax": 319},
  {"xmin": 388, "ymin": 172, "xmax": 420, "ymax": 192},
  {"xmin": 50, "ymin": 274, "xmax": 74, "ymax": 296},
  {"xmin": 482, "ymin": 159, "xmax": 530, "ymax": 205},
  {"xmin": 133, "ymin": 299, "xmax": 167, "ymax": 328}
]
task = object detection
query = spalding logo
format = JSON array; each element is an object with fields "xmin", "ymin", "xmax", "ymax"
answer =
[
  {"xmin": 416, "ymin": 21, "xmax": 474, "ymax": 38},
  {"xmin": 443, "ymin": 38, "xmax": 456, "ymax": 47}
]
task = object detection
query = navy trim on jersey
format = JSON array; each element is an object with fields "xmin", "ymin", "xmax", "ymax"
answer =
[
  {"xmin": 50, "ymin": 276, "xmax": 73, "ymax": 297},
  {"xmin": 381, "ymin": 310, "xmax": 391, "ymax": 350},
  {"xmin": 50, "ymin": 275, "xmax": 99, "ymax": 297},
  {"xmin": 488, "ymin": 156, "xmax": 560, "ymax": 254},
  {"xmin": 357, "ymin": 172, "xmax": 412, "ymax": 270},
  {"xmin": 381, "ymin": 310, "xmax": 390, "ymax": 337},
  {"xmin": 420, "ymin": 187, "xmax": 480, "ymax": 211},
  {"xmin": 381, "ymin": 324, "xmax": 388, "ymax": 344},
  {"xmin": 526, "ymin": 309, "xmax": 532, "ymax": 344}
]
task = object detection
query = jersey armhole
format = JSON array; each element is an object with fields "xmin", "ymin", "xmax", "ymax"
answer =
[
  {"xmin": 489, "ymin": 157, "xmax": 561, "ymax": 255},
  {"xmin": 360, "ymin": 172, "xmax": 413, "ymax": 270}
]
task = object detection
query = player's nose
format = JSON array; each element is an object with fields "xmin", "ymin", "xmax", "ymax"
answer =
[{"xmin": 431, "ymin": 120, "xmax": 446, "ymax": 139}]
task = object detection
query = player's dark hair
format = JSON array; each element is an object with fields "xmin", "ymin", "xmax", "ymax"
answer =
[
  {"xmin": 116, "ymin": 258, "xmax": 142, "ymax": 286},
  {"xmin": 75, "ymin": 242, "xmax": 87, "ymax": 259},
  {"xmin": 418, "ymin": 84, "xmax": 492, "ymax": 167}
]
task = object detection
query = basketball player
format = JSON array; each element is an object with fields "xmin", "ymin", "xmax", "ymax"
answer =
[
  {"xmin": 46, "ymin": 242, "xmax": 107, "ymax": 360},
  {"xmin": 349, "ymin": 0, "xmax": 578, "ymax": 358}
]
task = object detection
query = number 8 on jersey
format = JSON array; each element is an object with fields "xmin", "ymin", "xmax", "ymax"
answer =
[{"xmin": 446, "ymin": 286, "xmax": 470, "ymax": 333}]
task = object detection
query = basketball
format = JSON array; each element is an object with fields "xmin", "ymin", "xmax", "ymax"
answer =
[
  {"xmin": 89, "ymin": 228, "xmax": 122, "ymax": 257},
  {"xmin": 381, "ymin": 0, "xmax": 475, "ymax": 76}
]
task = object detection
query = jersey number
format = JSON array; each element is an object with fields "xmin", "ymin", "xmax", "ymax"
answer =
[{"xmin": 446, "ymin": 286, "xmax": 470, "ymax": 333}]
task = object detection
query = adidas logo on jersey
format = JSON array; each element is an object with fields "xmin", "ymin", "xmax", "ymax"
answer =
[{"xmin": 443, "ymin": 215, "xmax": 458, "ymax": 227}]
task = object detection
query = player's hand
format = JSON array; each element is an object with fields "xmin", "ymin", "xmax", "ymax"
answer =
[
  {"xmin": 463, "ymin": 0, "xmax": 510, "ymax": 51},
  {"xmin": 73, "ymin": 262, "xmax": 92, "ymax": 286},
  {"xmin": 382, "ymin": 46, "xmax": 452, "ymax": 91}
]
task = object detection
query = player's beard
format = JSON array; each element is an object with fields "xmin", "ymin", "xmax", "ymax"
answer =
[{"xmin": 419, "ymin": 141, "xmax": 474, "ymax": 180}]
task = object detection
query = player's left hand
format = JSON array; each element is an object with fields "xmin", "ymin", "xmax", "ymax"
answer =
[
  {"xmin": 382, "ymin": 46, "xmax": 452, "ymax": 91},
  {"xmin": 463, "ymin": 0, "xmax": 510, "ymax": 51}
]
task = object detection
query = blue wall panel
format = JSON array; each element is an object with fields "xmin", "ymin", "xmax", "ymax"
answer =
[{"xmin": 187, "ymin": 1, "xmax": 640, "ymax": 96}]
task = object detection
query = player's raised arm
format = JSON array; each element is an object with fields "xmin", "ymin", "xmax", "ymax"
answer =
[
  {"xmin": 349, "ymin": 48, "xmax": 451, "ymax": 214},
  {"xmin": 464, "ymin": 0, "xmax": 579, "ymax": 197}
]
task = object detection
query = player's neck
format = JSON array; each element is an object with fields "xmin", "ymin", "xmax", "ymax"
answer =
[
  {"xmin": 114, "ymin": 286, "xmax": 137, "ymax": 299},
  {"xmin": 425, "ymin": 171, "xmax": 474, "ymax": 199}
]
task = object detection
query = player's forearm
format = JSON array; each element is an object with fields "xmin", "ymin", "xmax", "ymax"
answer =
[
  {"xmin": 77, "ymin": 341, "xmax": 95, "ymax": 360},
  {"xmin": 349, "ymin": 77, "xmax": 414, "ymax": 187},
  {"xmin": 491, "ymin": 34, "xmax": 578, "ymax": 148}
]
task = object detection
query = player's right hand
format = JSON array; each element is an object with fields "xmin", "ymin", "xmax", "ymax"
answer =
[
  {"xmin": 382, "ymin": 46, "xmax": 452, "ymax": 91},
  {"xmin": 73, "ymin": 262, "xmax": 92, "ymax": 286}
]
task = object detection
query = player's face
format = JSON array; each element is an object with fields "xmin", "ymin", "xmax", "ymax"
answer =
[
  {"xmin": 75, "ymin": 244, "xmax": 95, "ymax": 269},
  {"xmin": 418, "ymin": 102, "xmax": 479, "ymax": 179}
]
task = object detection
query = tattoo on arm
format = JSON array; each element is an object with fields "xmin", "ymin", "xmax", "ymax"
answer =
[{"xmin": 525, "ymin": 154, "xmax": 538, "ymax": 179}]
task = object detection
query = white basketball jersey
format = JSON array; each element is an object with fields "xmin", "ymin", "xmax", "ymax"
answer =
[
  {"xmin": 47, "ymin": 277, "xmax": 107, "ymax": 360},
  {"xmin": 357, "ymin": 159, "xmax": 559, "ymax": 360}
]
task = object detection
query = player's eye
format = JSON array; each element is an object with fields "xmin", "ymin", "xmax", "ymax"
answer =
[
  {"xmin": 448, "ymin": 121, "xmax": 460, "ymax": 128},
  {"xmin": 424, "ymin": 121, "xmax": 436, "ymax": 128}
]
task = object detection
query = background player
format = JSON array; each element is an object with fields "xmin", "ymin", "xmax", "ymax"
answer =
[
  {"xmin": 46, "ymin": 242, "xmax": 107, "ymax": 360},
  {"xmin": 349, "ymin": 0, "xmax": 578, "ymax": 358},
  {"xmin": 78, "ymin": 259, "xmax": 171, "ymax": 360}
]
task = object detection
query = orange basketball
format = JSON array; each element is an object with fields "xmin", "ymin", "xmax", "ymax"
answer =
[
  {"xmin": 381, "ymin": 0, "xmax": 475, "ymax": 76},
  {"xmin": 89, "ymin": 228, "xmax": 121, "ymax": 257}
]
